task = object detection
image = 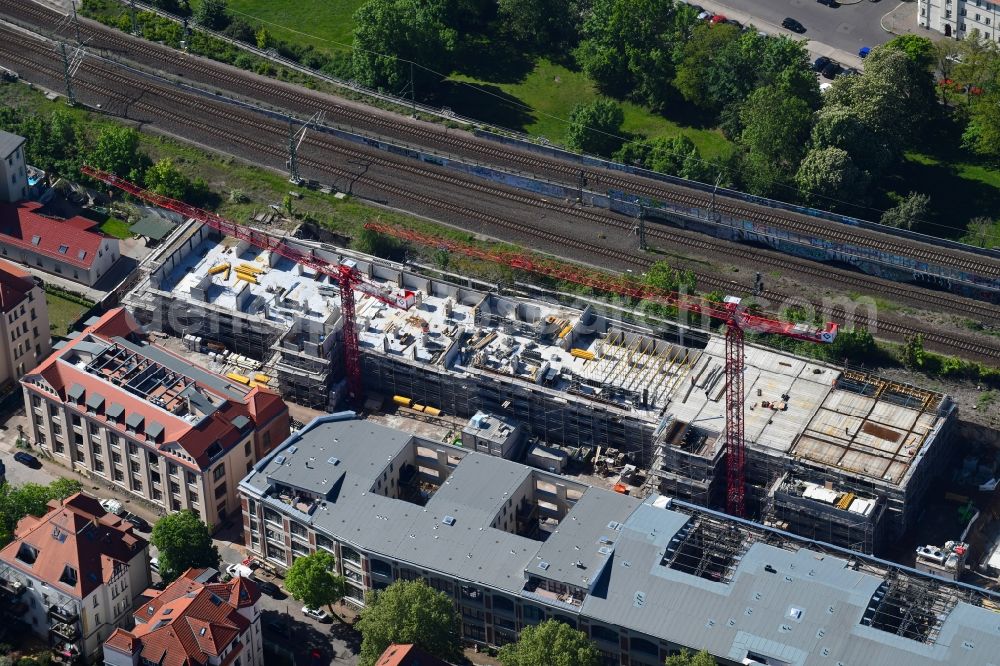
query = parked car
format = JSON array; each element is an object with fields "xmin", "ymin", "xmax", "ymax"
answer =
[
  {"xmin": 696, "ymin": 10, "xmax": 712, "ymax": 19},
  {"xmin": 150, "ymin": 557, "xmax": 159, "ymax": 573},
  {"xmin": 813, "ymin": 56, "xmax": 832, "ymax": 72},
  {"xmin": 859, "ymin": 46, "xmax": 871, "ymax": 58},
  {"xmin": 841, "ymin": 66, "xmax": 859, "ymax": 77},
  {"xmin": 121, "ymin": 512, "xmax": 150, "ymax": 532},
  {"xmin": 302, "ymin": 606, "xmax": 332, "ymax": 623},
  {"xmin": 226, "ymin": 562, "xmax": 254, "ymax": 579},
  {"xmin": 724, "ymin": 18, "xmax": 743, "ymax": 29},
  {"xmin": 150, "ymin": 580, "xmax": 167, "ymax": 591},
  {"xmin": 99, "ymin": 498, "xmax": 124, "ymax": 515},
  {"xmin": 710, "ymin": 13, "xmax": 727, "ymax": 24},
  {"xmin": 821, "ymin": 61, "xmax": 842, "ymax": 79},
  {"xmin": 256, "ymin": 580, "xmax": 285, "ymax": 599},
  {"xmin": 817, "ymin": 0, "xmax": 840, "ymax": 7},
  {"xmin": 13, "ymin": 451, "xmax": 40, "ymax": 468},
  {"xmin": 782, "ymin": 17, "xmax": 806, "ymax": 32}
]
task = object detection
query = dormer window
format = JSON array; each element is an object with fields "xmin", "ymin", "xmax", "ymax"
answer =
[
  {"xmin": 59, "ymin": 565, "xmax": 78, "ymax": 587},
  {"xmin": 15, "ymin": 543, "xmax": 38, "ymax": 565}
]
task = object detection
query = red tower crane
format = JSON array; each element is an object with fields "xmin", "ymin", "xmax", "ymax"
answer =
[
  {"xmin": 81, "ymin": 166, "xmax": 401, "ymax": 405},
  {"xmin": 362, "ymin": 221, "xmax": 838, "ymax": 517}
]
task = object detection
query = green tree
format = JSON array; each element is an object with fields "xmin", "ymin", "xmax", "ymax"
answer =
[
  {"xmin": 828, "ymin": 327, "xmax": 878, "ymax": 363},
  {"xmin": 810, "ymin": 105, "xmax": 890, "ymax": 178},
  {"xmin": 901, "ymin": 333, "xmax": 926, "ymax": 369},
  {"xmin": 255, "ymin": 26, "xmax": 271, "ymax": 50},
  {"xmin": 356, "ymin": 579, "xmax": 460, "ymax": 666},
  {"xmin": 497, "ymin": 0, "xmax": 575, "ymax": 51},
  {"xmin": 963, "ymin": 88, "xmax": 1000, "ymax": 160},
  {"xmin": 575, "ymin": 0, "xmax": 696, "ymax": 109},
  {"xmin": 284, "ymin": 551, "xmax": 345, "ymax": 614},
  {"xmin": 150, "ymin": 510, "xmax": 220, "ymax": 583},
  {"xmin": 194, "ymin": 0, "xmax": 230, "ymax": 30},
  {"xmin": 738, "ymin": 85, "xmax": 812, "ymax": 195},
  {"xmin": 665, "ymin": 649, "xmax": 717, "ymax": 666},
  {"xmin": 89, "ymin": 126, "xmax": 148, "ymax": 181},
  {"xmin": 884, "ymin": 34, "xmax": 936, "ymax": 70},
  {"xmin": 823, "ymin": 48, "xmax": 935, "ymax": 158},
  {"xmin": 352, "ymin": 0, "xmax": 456, "ymax": 94},
  {"xmin": 565, "ymin": 99, "xmax": 625, "ymax": 156},
  {"xmin": 144, "ymin": 158, "xmax": 191, "ymax": 199},
  {"xmin": 0, "ymin": 479, "xmax": 83, "ymax": 547},
  {"xmin": 795, "ymin": 147, "xmax": 869, "ymax": 207},
  {"xmin": 673, "ymin": 23, "xmax": 741, "ymax": 110},
  {"xmin": 880, "ymin": 191, "xmax": 930, "ymax": 230},
  {"xmin": 615, "ymin": 135, "xmax": 702, "ymax": 179},
  {"xmin": 963, "ymin": 216, "xmax": 1000, "ymax": 248},
  {"xmin": 497, "ymin": 619, "xmax": 600, "ymax": 666}
]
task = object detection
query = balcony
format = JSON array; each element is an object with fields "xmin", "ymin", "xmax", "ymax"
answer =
[
  {"xmin": 49, "ymin": 621, "xmax": 79, "ymax": 642},
  {"xmin": 48, "ymin": 603, "xmax": 79, "ymax": 623},
  {"xmin": 0, "ymin": 577, "xmax": 26, "ymax": 597}
]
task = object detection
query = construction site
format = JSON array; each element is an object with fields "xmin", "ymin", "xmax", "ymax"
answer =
[{"xmin": 119, "ymin": 217, "xmax": 958, "ymax": 556}]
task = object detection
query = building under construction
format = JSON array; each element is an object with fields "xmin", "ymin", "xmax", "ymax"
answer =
[{"xmin": 123, "ymin": 221, "xmax": 957, "ymax": 554}]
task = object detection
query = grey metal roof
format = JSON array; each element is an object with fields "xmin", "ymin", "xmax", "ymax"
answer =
[
  {"xmin": 85, "ymin": 392, "xmax": 105, "ymax": 411},
  {"xmin": 67, "ymin": 383, "xmax": 85, "ymax": 401},
  {"xmin": 146, "ymin": 421, "xmax": 165, "ymax": 440},
  {"xmin": 125, "ymin": 412, "xmax": 144, "ymax": 429},
  {"xmin": 0, "ymin": 130, "xmax": 24, "ymax": 159},
  {"xmin": 106, "ymin": 403, "xmax": 125, "ymax": 419},
  {"xmin": 241, "ymin": 417, "xmax": 1000, "ymax": 666},
  {"xmin": 231, "ymin": 415, "xmax": 251, "ymax": 432}
]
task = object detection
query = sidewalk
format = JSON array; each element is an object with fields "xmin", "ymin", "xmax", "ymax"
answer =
[{"xmin": 692, "ymin": 0, "xmax": 867, "ymax": 69}]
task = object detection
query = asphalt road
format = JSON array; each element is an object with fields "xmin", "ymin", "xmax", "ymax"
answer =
[{"xmin": 704, "ymin": 0, "xmax": 896, "ymax": 55}]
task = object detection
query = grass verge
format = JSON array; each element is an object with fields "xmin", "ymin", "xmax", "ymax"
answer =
[{"xmin": 46, "ymin": 293, "xmax": 93, "ymax": 335}]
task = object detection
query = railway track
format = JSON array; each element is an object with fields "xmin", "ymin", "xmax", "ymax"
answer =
[
  {"xmin": 2, "ymin": 0, "xmax": 998, "ymax": 284},
  {"xmin": 0, "ymin": 26, "xmax": 996, "ymax": 361}
]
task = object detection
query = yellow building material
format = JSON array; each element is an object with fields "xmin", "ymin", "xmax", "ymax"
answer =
[
  {"xmin": 423, "ymin": 406, "xmax": 442, "ymax": 417},
  {"xmin": 836, "ymin": 492, "xmax": 856, "ymax": 510},
  {"xmin": 226, "ymin": 372, "xmax": 250, "ymax": 385},
  {"xmin": 234, "ymin": 272, "xmax": 258, "ymax": 284},
  {"xmin": 571, "ymin": 348, "xmax": 595, "ymax": 361},
  {"xmin": 392, "ymin": 395, "xmax": 413, "ymax": 407},
  {"xmin": 558, "ymin": 325, "xmax": 573, "ymax": 339},
  {"xmin": 208, "ymin": 263, "xmax": 230, "ymax": 275},
  {"xmin": 254, "ymin": 373, "xmax": 271, "ymax": 384},
  {"xmin": 238, "ymin": 263, "xmax": 265, "ymax": 275},
  {"xmin": 412, "ymin": 404, "xmax": 426, "ymax": 412}
]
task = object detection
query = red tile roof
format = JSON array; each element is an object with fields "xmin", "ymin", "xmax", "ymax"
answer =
[
  {"xmin": 0, "ymin": 201, "xmax": 107, "ymax": 268},
  {"xmin": 21, "ymin": 308, "xmax": 288, "ymax": 470},
  {"xmin": 0, "ymin": 258, "xmax": 34, "ymax": 313},
  {"xmin": 0, "ymin": 492, "xmax": 146, "ymax": 599},
  {"xmin": 106, "ymin": 568, "xmax": 258, "ymax": 666},
  {"xmin": 375, "ymin": 644, "xmax": 453, "ymax": 666}
]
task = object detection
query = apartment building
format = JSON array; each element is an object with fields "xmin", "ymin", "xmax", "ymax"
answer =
[
  {"xmin": 239, "ymin": 414, "xmax": 1000, "ymax": 666},
  {"xmin": 21, "ymin": 308, "xmax": 290, "ymax": 530},
  {"xmin": 103, "ymin": 567, "xmax": 263, "ymax": 666},
  {"xmin": 0, "ymin": 258, "xmax": 50, "ymax": 384},
  {"xmin": 0, "ymin": 130, "xmax": 28, "ymax": 203},
  {"xmin": 918, "ymin": 0, "xmax": 1000, "ymax": 39},
  {"xmin": 0, "ymin": 492, "xmax": 150, "ymax": 664}
]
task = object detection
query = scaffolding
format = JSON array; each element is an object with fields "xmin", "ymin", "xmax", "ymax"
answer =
[
  {"xmin": 661, "ymin": 514, "xmax": 749, "ymax": 584},
  {"xmin": 861, "ymin": 569, "xmax": 959, "ymax": 644}
]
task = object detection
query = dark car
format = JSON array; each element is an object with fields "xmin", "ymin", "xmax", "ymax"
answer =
[
  {"xmin": 813, "ymin": 56, "xmax": 831, "ymax": 72},
  {"xmin": 817, "ymin": 0, "xmax": 840, "ymax": 7},
  {"xmin": 256, "ymin": 580, "xmax": 286, "ymax": 599},
  {"xmin": 841, "ymin": 66, "xmax": 859, "ymax": 77},
  {"xmin": 150, "ymin": 580, "xmax": 168, "ymax": 591},
  {"xmin": 782, "ymin": 17, "xmax": 806, "ymax": 32},
  {"xmin": 13, "ymin": 451, "xmax": 40, "ymax": 468},
  {"xmin": 724, "ymin": 18, "xmax": 744, "ymax": 30},
  {"xmin": 122, "ymin": 512, "xmax": 151, "ymax": 532},
  {"xmin": 821, "ymin": 61, "xmax": 842, "ymax": 79}
]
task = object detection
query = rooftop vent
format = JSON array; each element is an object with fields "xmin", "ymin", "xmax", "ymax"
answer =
[
  {"xmin": 274, "ymin": 455, "xmax": 286, "ymax": 465},
  {"xmin": 538, "ymin": 561, "xmax": 550, "ymax": 571},
  {"xmin": 289, "ymin": 446, "xmax": 298, "ymax": 454},
  {"xmin": 634, "ymin": 591, "xmax": 646, "ymax": 608},
  {"xmin": 442, "ymin": 515, "xmax": 456, "ymax": 526},
  {"xmin": 327, "ymin": 457, "xmax": 340, "ymax": 466},
  {"xmin": 598, "ymin": 546, "xmax": 613, "ymax": 556}
]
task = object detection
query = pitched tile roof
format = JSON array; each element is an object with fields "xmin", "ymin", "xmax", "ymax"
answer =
[
  {"xmin": 21, "ymin": 308, "xmax": 288, "ymax": 470},
  {"xmin": 0, "ymin": 492, "xmax": 146, "ymax": 599},
  {"xmin": 0, "ymin": 258, "xmax": 34, "ymax": 314},
  {"xmin": 376, "ymin": 644, "xmax": 453, "ymax": 666},
  {"xmin": 105, "ymin": 568, "xmax": 258, "ymax": 666},
  {"xmin": 0, "ymin": 201, "xmax": 107, "ymax": 269}
]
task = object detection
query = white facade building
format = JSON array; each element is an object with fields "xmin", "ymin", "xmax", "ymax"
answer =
[{"xmin": 919, "ymin": 0, "xmax": 1000, "ymax": 39}]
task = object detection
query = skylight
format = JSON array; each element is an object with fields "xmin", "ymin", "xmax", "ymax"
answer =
[
  {"xmin": 77, "ymin": 250, "xmax": 87, "ymax": 261},
  {"xmin": 31, "ymin": 235, "xmax": 40, "ymax": 245},
  {"xmin": 58, "ymin": 244, "xmax": 69, "ymax": 254}
]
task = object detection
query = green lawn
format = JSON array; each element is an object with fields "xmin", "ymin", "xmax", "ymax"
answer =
[
  {"xmin": 99, "ymin": 217, "xmax": 131, "ymax": 239},
  {"xmin": 190, "ymin": 0, "xmax": 364, "ymax": 54},
  {"xmin": 447, "ymin": 59, "xmax": 732, "ymax": 159},
  {"xmin": 46, "ymin": 293, "xmax": 93, "ymax": 335}
]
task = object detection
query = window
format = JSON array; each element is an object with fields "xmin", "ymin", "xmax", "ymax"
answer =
[
  {"xmin": 72, "ymin": 415, "xmax": 81, "ymax": 427},
  {"xmin": 244, "ymin": 441, "xmax": 250, "ymax": 456},
  {"xmin": 187, "ymin": 471, "xmax": 196, "ymax": 484},
  {"xmin": 214, "ymin": 483, "xmax": 227, "ymax": 499},
  {"xmin": 95, "ymin": 459, "xmax": 105, "ymax": 473},
  {"xmin": 132, "ymin": 478, "xmax": 142, "ymax": 492},
  {"xmin": 113, "ymin": 469, "xmax": 124, "ymax": 482},
  {"xmin": 168, "ymin": 463, "xmax": 178, "ymax": 476},
  {"xmin": 213, "ymin": 464, "xmax": 226, "ymax": 481},
  {"xmin": 189, "ymin": 491, "xmax": 199, "ymax": 504},
  {"xmin": 58, "ymin": 244, "xmax": 69, "ymax": 255},
  {"xmin": 112, "ymin": 452, "xmax": 122, "ymax": 463},
  {"xmin": 170, "ymin": 481, "xmax": 180, "ymax": 495},
  {"xmin": 53, "ymin": 441, "xmax": 64, "ymax": 454}
]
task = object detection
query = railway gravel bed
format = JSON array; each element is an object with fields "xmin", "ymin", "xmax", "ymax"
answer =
[
  {"xmin": 0, "ymin": 23, "xmax": 996, "ymax": 362},
  {"xmin": 2, "ymin": 0, "xmax": 998, "ymax": 284}
]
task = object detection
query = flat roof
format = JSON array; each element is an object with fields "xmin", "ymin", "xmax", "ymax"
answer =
[{"xmin": 241, "ymin": 417, "xmax": 1000, "ymax": 666}]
